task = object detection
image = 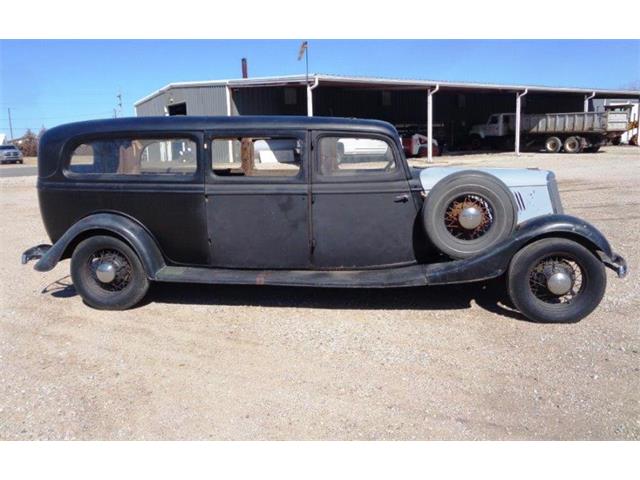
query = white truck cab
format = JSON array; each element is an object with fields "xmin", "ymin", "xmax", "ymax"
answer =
[{"xmin": 469, "ymin": 113, "xmax": 515, "ymax": 139}]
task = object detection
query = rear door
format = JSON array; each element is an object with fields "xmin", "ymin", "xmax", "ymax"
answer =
[
  {"xmin": 310, "ymin": 132, "xmax": 419, "ymax": 269},
  {"xmin": 205, "ymin": 130, "xmax": 311, "ymax": 269}
]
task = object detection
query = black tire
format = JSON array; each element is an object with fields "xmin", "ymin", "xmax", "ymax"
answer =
[
  {"xmin": 584, "ymin": 145, "xmax": 601, "ymax": 153},
  {"xmin": 563, "ymin": 136, "xmax": 582, "ymax": 153},
  {"xmin": 545, "ymin": 136, "xmax": 562, "ymax": 153},
  {"xmin": 422, "ymin": 171, "xmax": 518, "ymax": 259},
  {"xmin": 469, "ymin": 135, "xmax": 483, "ymax": 150},
  {"xmin": 507, "ymin": 238, "xmax": 606, "ymax": 323},
  {"xmin": 612, "ymin": 136, "xmax": 621, "ymax": 146},
  {"xmin": 70, "ymin": 235, "xmax": 149, "ymax": 310}
]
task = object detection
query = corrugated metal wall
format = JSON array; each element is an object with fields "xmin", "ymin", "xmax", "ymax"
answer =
[{"xmin": 135, "ymin": 85, "xmax": 229, "ymax": 116}]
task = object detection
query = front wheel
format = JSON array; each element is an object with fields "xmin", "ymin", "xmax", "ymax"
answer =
[
  {"xmin": 507, "ymin": 238, "xmax": 606, "ymax": 323},
  {"xmin": 70, "ymin": 235, "xmax": 149, "ymax": 310}
]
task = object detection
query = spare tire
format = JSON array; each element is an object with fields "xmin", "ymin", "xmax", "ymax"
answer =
[{"xmin": 422, "ymin": 171, "xmax": 518, "ymax": 259}]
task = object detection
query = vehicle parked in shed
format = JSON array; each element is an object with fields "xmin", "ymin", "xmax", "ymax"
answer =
[
  {"xmin": 469, "ymin": 109, "xmax": 632, "ymax": 153},
  {"xmin": 22, "ymin": 116, "xmax": 627, "ymax": 323}
]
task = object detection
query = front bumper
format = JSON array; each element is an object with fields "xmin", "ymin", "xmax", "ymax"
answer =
[{"xmin": 601, "ymin": 252, "xmax": 628, "ymax": 278}]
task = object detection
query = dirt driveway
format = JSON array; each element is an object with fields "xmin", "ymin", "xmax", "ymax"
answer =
[{"xmin": 1, "ymin": 147, "xmax": 638, "ymax": 440}]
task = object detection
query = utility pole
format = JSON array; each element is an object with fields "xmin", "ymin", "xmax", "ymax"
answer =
[
  {"xmin": 115, "ymin": 90, "xmax": 123, "ymax": 118},
  {"xmin": 297, "ymin": 41, "xmax": 309, "ymax": 86},
  {"xmin": 7, "ymin": 108, "xmax": 14, "ymax": 140}
]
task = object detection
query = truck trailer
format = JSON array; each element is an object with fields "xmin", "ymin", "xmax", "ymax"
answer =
[{"xmin": 469, "ymin": 109, "xmax": 632, "ymax": 153}]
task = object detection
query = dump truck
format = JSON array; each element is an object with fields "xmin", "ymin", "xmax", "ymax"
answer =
[{"xmin": 469, "ymin": 109, "xmax": 632, "ymax": 153}]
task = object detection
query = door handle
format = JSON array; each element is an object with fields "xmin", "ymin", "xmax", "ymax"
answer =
[{"xmin": 394, "ymin": 194, "xmax": 410, "ymax": 203}]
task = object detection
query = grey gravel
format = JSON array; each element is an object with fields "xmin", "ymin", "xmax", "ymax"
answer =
[{"xmin": 1, "ymin": 146, "xmax": 638, "ymax": 440}]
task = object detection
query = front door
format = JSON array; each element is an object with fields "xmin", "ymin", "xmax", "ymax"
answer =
[
  {"xmin": 310, "ymin": 133, "xmax": 419, "ymax": 269},
  {"xmin": 205, "ymin": 130, "xmax": 310, "ymax": 269}
]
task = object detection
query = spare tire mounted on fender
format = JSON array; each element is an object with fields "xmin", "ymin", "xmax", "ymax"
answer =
[{"xmin": 422, "ymin": 170, "xmax": 518, "ymax": 259}]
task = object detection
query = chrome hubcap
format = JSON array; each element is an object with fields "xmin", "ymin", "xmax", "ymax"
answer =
[
  {"xmin": 444, "ymin": 194, "xmax": 494, "ymax": 240},
  {"xmin": 88, "ymin": 249, "xmax": 132, "ymax": 292},
  {"xmin": 529, "ymin": 256, "xmax": 583, "ymax": 304},
  {"xmin": 458, "ymin": 206, "xmax": 483, "ymax": 230},
  {"xmin": 96, "ymin": 262, "xmax": 117, "ymax": 283},
  {"xmin": 546, "ymin": 271, "xmax": 573, "ymax": 295}
]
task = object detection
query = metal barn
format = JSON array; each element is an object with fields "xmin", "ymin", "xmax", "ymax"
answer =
[{"xmin": 134, "ymin": 74, "xmax": 640, "ymax": 159}]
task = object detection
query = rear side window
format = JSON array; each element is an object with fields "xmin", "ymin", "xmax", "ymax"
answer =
[
  {"xmin": 211, "ymin": 137, "xmax": 302, "ymax": 177},
  {"xmin": 317, "ymin": 136, "xmax": 396, "ymax": 176},
  {"xmin": 68, "ymin": 138, "xmax": 197, "ymax": 175}
]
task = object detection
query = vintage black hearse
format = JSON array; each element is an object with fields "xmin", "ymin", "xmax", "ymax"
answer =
[{"xmin": 22, "ymin": 116, "xmax": 627, "ymax": 322}]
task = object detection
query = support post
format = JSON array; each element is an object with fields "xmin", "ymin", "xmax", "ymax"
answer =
[
  {"xmin": 306, "ymin": 76, "xmax": 319, "ymax": 117},
  {"xmin": 515, "ymin": 89, "xmax": 528, "ymax": 156},
  {"xmin": 584, "ymin": 91, "xmax": 596, "ymax": 112},
  {"xmin": 225, "ymin": 84, "xmax": 233, "ymax": 162},
  {"xmin": 427, "ymin": 85, "xmax": 440, "ymax": 163}
]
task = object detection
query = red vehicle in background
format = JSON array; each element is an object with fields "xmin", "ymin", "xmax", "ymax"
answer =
[{"xmin": 401, "ymin": 133, "xmax": 440, "ymax": 158}]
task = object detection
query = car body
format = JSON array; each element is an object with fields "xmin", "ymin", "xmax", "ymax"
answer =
[
  {"xmin": 0, "ymin": 144, "xmax": 24, "ymax": 164},
  {"xmin": 22, "ymin": 116, "xmax": 627, "ymax": 322}
]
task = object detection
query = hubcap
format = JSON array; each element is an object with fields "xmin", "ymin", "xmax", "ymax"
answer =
[
  {"xmin": 444, "ymin": 194, "xmax": 494, "ymax": 240},
  {"xmin": 88, "ymin": 249, "xmax": 132, "ymax": 292},
  {"xmin": 458, "ymin": 206, "xmax": 483, "ymax": 230},
  {"xmin": 546, "ymin": 271, "xmax": 573, "ymax": 295},
  {"xmin": 96, "ymin": 262, "xmax": 117, "ymax": 283},
  {"xmin": 529, "ymin": 256, "xmax": 583, "ymax": 304}
]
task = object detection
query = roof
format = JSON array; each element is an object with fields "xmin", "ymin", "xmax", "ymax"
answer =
[
  {"xmin": 41, "ymin": 115, "xmax": 399, "ymax": 141},
  {"xmin": 134, "ymin": 73, "xmax": 640, "ymax": 106}
]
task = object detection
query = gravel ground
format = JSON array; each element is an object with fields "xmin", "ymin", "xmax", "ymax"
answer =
[{"xmin": 1, "ymin": 146, "xmax": 638, "ymax": 440}]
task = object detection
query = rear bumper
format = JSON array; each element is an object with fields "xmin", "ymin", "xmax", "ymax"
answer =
[
  {"xmin": 601, "ymin": 252, "xmax": 628, "ymax": 278},
  {"xmin": 21, "ymin": 244, "xmax": 52, "ymax": 265}
]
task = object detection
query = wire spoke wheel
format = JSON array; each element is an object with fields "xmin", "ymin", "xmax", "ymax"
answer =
[
  {"xmin": 87, "ymin": 248, "xmax": 133, "ymax": 292},
  {"xmin": 528, "ymin": 255, "xmax": 583, "ymax": 304},
  {"xmin": 444, "ymin": 194, "xmax": 494, "ymax": 240}
]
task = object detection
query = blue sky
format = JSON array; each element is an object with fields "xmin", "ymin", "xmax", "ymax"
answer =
[{"xmin": 1, "ymin": 40, "xmax": 638, "ymax": 137}]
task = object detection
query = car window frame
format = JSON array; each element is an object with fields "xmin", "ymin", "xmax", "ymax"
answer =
[
  {"xmin": 207, "ymin": 129, "xmax": 308, "ymax": 185},
  {"xmin": 62, "ymin": 131, "xmax": 203, "ymax": 183},
  {"xmin": 312, "ymin": 131, "xmax": 406, "ymax": 184}
]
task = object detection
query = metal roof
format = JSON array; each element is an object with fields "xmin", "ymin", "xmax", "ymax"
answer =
[{"xmin": 134, "ymin": 73, "xmax": 640, "ymax": 106}]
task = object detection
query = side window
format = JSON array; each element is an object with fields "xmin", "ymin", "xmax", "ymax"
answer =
[
  {"xmin": 68, "ymin": 138, "xmax": 197, "ymax": 175},
  {"xmin": 317, "ymin": 136, "xmax": 396, "ymax": 176},
  {"xmin": 211, "ymin": 137, "xmax": 301, "ymax": 177}
]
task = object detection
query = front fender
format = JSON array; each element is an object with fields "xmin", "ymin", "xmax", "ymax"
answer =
[
  {"xmin": 425, "ymin": 214, "xmax": 626, "ymax": 284},
  {"xmin": 34, "ymin": 213, "xmax": 166, "ymax": 278}
]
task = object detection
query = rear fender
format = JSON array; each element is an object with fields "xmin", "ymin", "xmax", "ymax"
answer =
[{"xmin": 34, "ymin": 212, "xmax": 165, "ymax": 278}]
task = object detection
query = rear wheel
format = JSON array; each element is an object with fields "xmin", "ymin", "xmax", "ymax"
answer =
[
  {"xmin": 563, "ymin": 136, "xmax": 582, "ymax": 153},
  {"xmin": 545, "ymin": 136, "xmax": 562, "ymax": 153},
  {"xmin": 70, "ymin": 235, "xmax": 149, "ymax": 310},
  {"xmin": 469, "ymin": 135, "xmax": 483, "ymax": 150},
  {"xmin": 507, "ymin": 238, "xmax": 606, "ymax": 323}
]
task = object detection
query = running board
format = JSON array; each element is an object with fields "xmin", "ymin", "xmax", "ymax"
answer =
[
  {"xmin": 153, "ymin": 258, "xmax": 506, "ymax": 289},
  {"xmin": 154, "ymin": 264, "xmax": 431, "ymax": 288}
]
